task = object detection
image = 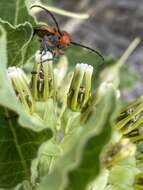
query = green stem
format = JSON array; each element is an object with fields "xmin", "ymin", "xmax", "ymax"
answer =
[
  {"xmin": 117, "ymin": 37, "xmax": 141, "ymax": 67},
  {"xmin": 31, "ymin": 4, "xmax": 89, "ymax": 19},
  {"xmin": 14, "ymin": 0, "xmax": 20, "ymax": 25}
]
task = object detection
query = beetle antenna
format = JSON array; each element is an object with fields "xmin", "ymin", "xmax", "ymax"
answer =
[
  {"xmin": 71, "ymin": 41, "xmax": 104, "ymax": 61},
  {"xmin": 30, "ymin": 5, "xmax": 62, "ymax": 34}
]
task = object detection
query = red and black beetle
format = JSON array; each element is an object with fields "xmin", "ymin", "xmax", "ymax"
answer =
[{"xmin": 31, "ymin": 5, "xmax": 104, "ymax": 60}]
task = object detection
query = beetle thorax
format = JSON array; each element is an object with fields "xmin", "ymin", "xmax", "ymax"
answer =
[{"xmin": 59, "ymin": 31, "xmax": 71, "ymax": 46}]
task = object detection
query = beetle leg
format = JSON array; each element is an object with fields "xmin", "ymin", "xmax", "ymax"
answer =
[{"xmin": 40, "ymin": 36, "xmax": 48, "ymax": 53}]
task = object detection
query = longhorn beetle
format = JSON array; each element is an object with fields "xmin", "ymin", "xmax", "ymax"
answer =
[{"xmin": 31, "ymin": 5, "xmax": 104, "ymax": 61}]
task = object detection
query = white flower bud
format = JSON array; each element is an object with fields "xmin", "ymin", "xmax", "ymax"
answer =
[
  {"xmin": 67, "ymin": 63, "xmax": 93, "ymax": 112},
  {"xmin": 35, "ymin": 50, "xmax": 53, "ymax": 63}
]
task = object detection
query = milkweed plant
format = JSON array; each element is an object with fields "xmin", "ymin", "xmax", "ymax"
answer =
[{"xmin": 0, "ymin": 1, "xmax": 142, "ymax": 190}]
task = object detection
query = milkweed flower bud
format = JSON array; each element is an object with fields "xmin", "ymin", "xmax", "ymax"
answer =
[
  {"xmin": 116, "ymin": 96, "xmax": 143, "ymax": 144},
  {"xmin": 102, "ymin": 138, "xmax": 136, "ymax": 168},
  {"xmin": 35, "ymin": 50, "xmax": 53, "ymax": 63},
  {"xmin": 7, "ymin": 67, "xmax": 34, "ymax": 113},
  {"xmin": 67, "ymin": 63, "xmax": 93, "ymax": 112},
  {"xmin": 80, "ymin": 81, "xmax": 114, "ymax": 124},
  {"xmin": 80, "ymin": 91, "xmax": 97, "ymax": 124},
  {"xmin": 134, "ymin": 172, "xmax": 143, "ymax": 189},
  {"xmin": 30, "ymin": 50, "xmax": 54, "ymax": 101}
]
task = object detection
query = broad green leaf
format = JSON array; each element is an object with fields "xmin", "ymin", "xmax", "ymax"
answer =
[
  {"xmin": 0, "ymin": 0, "xmax": 40, "ymax": 67},
  {"xmin": 0, "ymin": 106, "xmax": 52, "ymax": 189},
  {"xmin": 0, "ymin": 0, "xmax": 34, "ymax": 26},
  {"xmin": 0, "ymin": 20, "xmax": 38, "ymax": 66},
  {"xmin": 37, "ymin": 87, "xmax": 117, "ymax": 190}
]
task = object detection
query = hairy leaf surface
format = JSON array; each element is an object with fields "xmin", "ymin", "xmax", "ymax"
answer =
[
  {"xmin": 38, "ymin": 88, "xmax": 117, "ymax": 190},
  {"xmin": 0, "ymin": 0, "xmax": 34, "ymax": 26}
]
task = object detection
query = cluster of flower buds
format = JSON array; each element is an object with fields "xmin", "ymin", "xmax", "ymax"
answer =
[
  {"xmin": 7, "ymin": 50, "xmax": 55, "ymax": 114},
  {"xmin": 7, "ymin": 50, "xmax": 96, "ymax": 117},
  {"xmin": 67, "ymin": 63, "xmax": 93, "ymax": 112},
  {"xmin": 7, "ymin": 67, "xmax": 34, "ymax": 113}
]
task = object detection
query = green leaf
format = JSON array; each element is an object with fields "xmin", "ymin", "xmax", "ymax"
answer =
[
  {"xmin": 0, "ymin": 20, "xmax": 38, "ymax": 66},
  {"xmin": 0, "ymin": 106, "xmax": 52, "ymax": 189},
  {"xmin": 0, "ymin": 0, "xmax": 41, "ymax": 67},
  {"xmin": 37, "ymin": 87, "xmax": 117, "ymax": 190},
  {"xmin": 0, "ymin": 0, "xmax": 34, "ymax": 26}
]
